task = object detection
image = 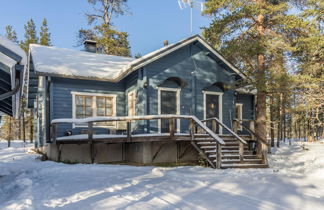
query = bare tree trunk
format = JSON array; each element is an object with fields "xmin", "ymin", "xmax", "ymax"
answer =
[
  {"xmin": 255, "ymin": 1, "xmax": 268, "ymax": 162},
  {"xmin": 270, "ymin": 94, "xmax": 275, "ymax": 147},
  {"xmin": 282, "ymin": 95, "xmax": 286, "ymax": 143},
  {"xmin": 22, "ymin": 110, "xmax": 26, "ymax": 142},
  {"xmin": 277, "ymin": 94, "xmax": 281, "ymax": 147}
]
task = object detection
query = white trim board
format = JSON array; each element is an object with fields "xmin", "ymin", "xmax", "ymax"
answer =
[
  {"xmin": 235, "ymin": 103, "xmax": 243, "ymax": 131},
  {"xmin": 71, "ymin": 91, "xmax": 117, "ymax": 128},
  {"xmin": 157, "ymin": 87, "xmax": 181, "ymax": 133},
  {"xmin": 127, "ymin": 90, "xmax": 136, "ymax": 116},
  {"xmin": 203, "ymin": 91, "xmax": 223, "ymax": 134}
]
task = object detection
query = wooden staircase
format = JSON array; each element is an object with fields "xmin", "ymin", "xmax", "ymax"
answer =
[{"xmin": 192, "ymin": 134, "xmax": 268, "ymax": 169}]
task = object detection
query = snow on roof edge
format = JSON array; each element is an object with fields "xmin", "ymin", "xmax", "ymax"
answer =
[{"xmin": 0, "ymin": 35, "xmax": 27, "ymax": 66}]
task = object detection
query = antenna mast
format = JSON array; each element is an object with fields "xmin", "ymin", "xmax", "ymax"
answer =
[{"xmin": 178, "ymin": 0, "xmax": 205, "ymax": 35}]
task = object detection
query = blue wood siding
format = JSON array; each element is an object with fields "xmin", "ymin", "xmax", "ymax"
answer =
[
  {"xmin": 41, "ymin": 41, "xmax": 252, "ymax": 141},
  {"xmin": 137, "ymin": 43, "xmax": 237, "ymax": 133},
  {"xmin": 51, "ymin": 77, "xmax": 126, "ymax": 137},
  {"xmin": 236, "ymin": 93, "xmax": 255, "ymax": 134}
]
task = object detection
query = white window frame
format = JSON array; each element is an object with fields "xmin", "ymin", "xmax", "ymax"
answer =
[
  {"xmin": 71, "ymin": 91, "xmax": 117, "ymax": 128},
  {"xmin": 203, "ymin": 91, "xmax": 223, "ymax": 134},
  {"xmin": 157, "ymin": 87, "xmax": 181, "ymax": 133},
  {"xmin": 235, "ymin": 103, "xmax": 243, "ymax": 131},
  {"xmin": 127, "ymin": 90, "xmax": 136, "ymax": 116}
]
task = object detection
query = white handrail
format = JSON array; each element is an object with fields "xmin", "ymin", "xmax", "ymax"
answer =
[{"xmin": 51, "ymin": 114, "xmax": 225, "ymax": 145}]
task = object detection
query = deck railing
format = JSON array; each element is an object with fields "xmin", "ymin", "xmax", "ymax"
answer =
[
  {"xmin": 233, "ymin": 118, "xmax": 269, "ymax": 164},
  {"xmin": 202, "ymin": 117, "xmax": 247, "ymax": 162},
  {"xmin": 51, "ymin": 115, "xmax": 226, "ymax": 165}
]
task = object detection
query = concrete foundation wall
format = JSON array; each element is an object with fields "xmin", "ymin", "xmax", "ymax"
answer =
[{"xmin": 45, "ymin": 141, "xmax": 199, "ymax": 165}]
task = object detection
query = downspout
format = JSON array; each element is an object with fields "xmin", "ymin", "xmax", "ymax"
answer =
[{"xmin": 0, "ymin": 78, "xmax": 20, "ymax": 101}]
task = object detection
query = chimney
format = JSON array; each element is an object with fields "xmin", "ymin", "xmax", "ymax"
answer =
[
  {"xmin": 163, "ymin": 40, "xmax": 169, "ymax": 47},
  {"xmin": 84, "ymin": 40, "xmax": 97, "ymax": 53}
]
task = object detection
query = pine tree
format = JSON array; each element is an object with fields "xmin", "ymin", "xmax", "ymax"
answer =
[
  {"xmin": 291, "ymin": 0, "xmax": 324, "ymax": 140},
  {"xmin": 78, "ymin": 0, "xmax": 131, "ymax": 57},
  {"xmin": 5, "ymin": 25, "xmax": 18, "ymax": 43},
  {"xmin": 203, "ymin": 0, "xmax": 310, "ymax": 150},
  {"xmin": 40, "ymin": 18, "xmax": 51, "ymax": 46},
  {"xmin": 20, "ymin": 19, "xmax": 39, "ymax": 52}
]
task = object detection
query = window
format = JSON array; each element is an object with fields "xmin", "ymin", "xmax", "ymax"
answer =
[
  {"xmin": 96, "ymin": 96, "xmax": 115, "ymax": 126},
  {"xmin": 72, "ymin": 92, "xmax": 117, "ymax": 127},
  {"xmin": 128, "ymin": 91, "xmax": 136, "ymax": 116},
  {"xmin": 76, "ymin": 95, "xmax": 93, "ymax": 118},
  {"xmin": 235, "ymin": 103, "xmax": 243, "ymax": 131}
]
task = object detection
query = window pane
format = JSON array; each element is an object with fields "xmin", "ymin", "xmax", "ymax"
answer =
[
  {"xmin": 76, "ymin": 96, "xmax": 84, "ymax": 105},
  {"xmin": 106, "ymin": 108, "xmax": 112, "ymax": 116},
  {"xmin": 97, "ymin": 98, "xmax": 104, "ymax": 108},
  {"xmin": 86, "ymin": 97, "xmax": 92, "ymax": 106},
  {"xmin": 105, "ymin": 98, "xmax": 112, "ymax": 106},
  {"xmin": 85, "ymin": 107, "xmax": 92, "ymax": 117},
  {"xmin": 97, "ymin": 108, "xmax": 105, "ymax": 116}
]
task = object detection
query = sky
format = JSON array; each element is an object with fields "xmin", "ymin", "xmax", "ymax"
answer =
[{"xmin": 0, "ymin": 0, "xmax": 212, "ymax": 56}]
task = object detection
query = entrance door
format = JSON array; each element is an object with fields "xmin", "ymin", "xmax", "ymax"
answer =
[
  {"xmin": 205, "ymin": 93, "xmax": 221, "ymax": 133},
  {"xmin": 160, "ymin": 89, "xmax": 179, "ymax": 133}
]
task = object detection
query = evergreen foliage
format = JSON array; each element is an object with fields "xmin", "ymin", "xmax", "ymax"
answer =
[
  {"xmin": 40, "ymin": 18, "xmax": 51, "ymax": 46},
  {"xmin": 5, "ymin": 25, "xmax": 18, "ymax": 43},
  {"xmin": 203, "ymin": 0, "xmax": 323, "ymax": 142},
  {"xmin": 20, "ymin": 19, "xmax": 39, "ymax": 52},
  {"xmin": 78, "ymin": 0, "xmax": 131, "ymax": 57}
]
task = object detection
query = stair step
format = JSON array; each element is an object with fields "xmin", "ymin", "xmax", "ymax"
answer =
[
  {"xmin": 221, "ymin": 146, "xmax": 248, "ymax": 150},
  {"xmin": 195, "ymin": 138, "xmax": 215, "ymax": 141},
  {"xmin": 194, "ymin": 134, "xmax": 209, "ymax": 137},
  {"xmin": 208, "ymin": 154, "xmax": 258, "ymax": 159},
  {"xmin": 221, "ymin": 164, "xmax": 268, "ymax": 169},
  {"xmin": 200, "ymin": 146, "xmax": 216, "ymax": 149},
  {"xmin": 221, "ymin": 159, "xmax": 263, "ymax": 164},
  {"xmin": 222, "ymin": 149, "xmax": 252, "ymax": 153},
  {"xmin": 197, "ymin": 142, "xmax": 217, "ymax": 145},
  {"xmin": 221, "ymin": 154, "xmax": 258, "ymax": 159}
]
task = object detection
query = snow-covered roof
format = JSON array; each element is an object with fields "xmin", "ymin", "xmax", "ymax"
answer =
[
  {"xmin": 30, "ymin": 44, "xmax": 135, "ymax": 81},
  {"xmin": 0, "ymin": 35, "xmax": 27, "ymax": 66},
  {"xmin": 236, "ymin": 85, "xmax": 257, "ymax": 95},
  {"xmin": 30, "ymin": 35, "xmax": 246, "ymax": 82},
  {"xmin": 0, "ymin": 36, "xmax": 27, "ymax": 118}
]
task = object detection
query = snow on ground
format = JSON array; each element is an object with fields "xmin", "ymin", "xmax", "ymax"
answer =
[{"xmin": 1, "ymin": 140, "xmax": 324, "ymax": 210}]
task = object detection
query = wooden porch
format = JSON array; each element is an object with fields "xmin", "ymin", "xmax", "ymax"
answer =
[{"xmin": 50, "ymin": 115, "xmax": 269, "ymax": 169}]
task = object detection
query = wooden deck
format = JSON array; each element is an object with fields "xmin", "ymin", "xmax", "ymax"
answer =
[{"xmin": 50, "ymin": 115, "xmax": 267, "ymax": 169}]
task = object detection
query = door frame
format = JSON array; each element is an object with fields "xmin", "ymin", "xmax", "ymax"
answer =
[
  {"xmin": 203, "ymin": 91, "xmax": 223, "ymax": 134},
  {"xmin": 158, "ymin": 87, "xmax": 181, "ymax": 133},
  {"xmin": 235, "ymin": 103, "xmax": 243, "ymax": 131}
]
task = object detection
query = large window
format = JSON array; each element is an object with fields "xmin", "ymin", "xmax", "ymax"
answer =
[{"xmin": 72, "ymin": 92, "xmax": 117, "ymax": 127}]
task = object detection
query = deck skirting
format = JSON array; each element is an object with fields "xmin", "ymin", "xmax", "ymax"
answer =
[{"xmin": 45, "ymin": 140, "xmax": 199, "ymax": 165}]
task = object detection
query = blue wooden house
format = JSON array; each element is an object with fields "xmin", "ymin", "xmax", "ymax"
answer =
[
  {"xmin": 27, "ymin": 35, "xmax": 267, "ymax": 169},
  {"xmin": 0, "ymin": 36, "xmax": 26, "ymax": 118}
]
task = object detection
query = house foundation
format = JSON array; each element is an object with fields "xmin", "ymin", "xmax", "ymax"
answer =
[{"xmin": 44, "ymin": 141, "xmax": 199, "ymax": 165}]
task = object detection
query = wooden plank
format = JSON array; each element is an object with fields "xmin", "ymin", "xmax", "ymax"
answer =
[
  {"xmin": 52, "ymin": 124, "xmax": 57, "ymax": 143},
  {"xmin": 239, "ymin": 142, "xmax": 244, "ymax": 162},
  {"xmin": 169, "ymin": 118, "xmax": 175, "ymax": 137},
  {"xmin": 216, "ymin": 143, "xmax": 222, "ymax": 169},
  {"xmin": 88, "ymin": 122, "xmax": 94, "ymax": 163},
  {"xmin": 57, "ymin": 143, "xmax": 62, "ymax": 162},
  {"xmin": 127, "ymin": 121, "xmax": 131, "ymax": 142}
]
